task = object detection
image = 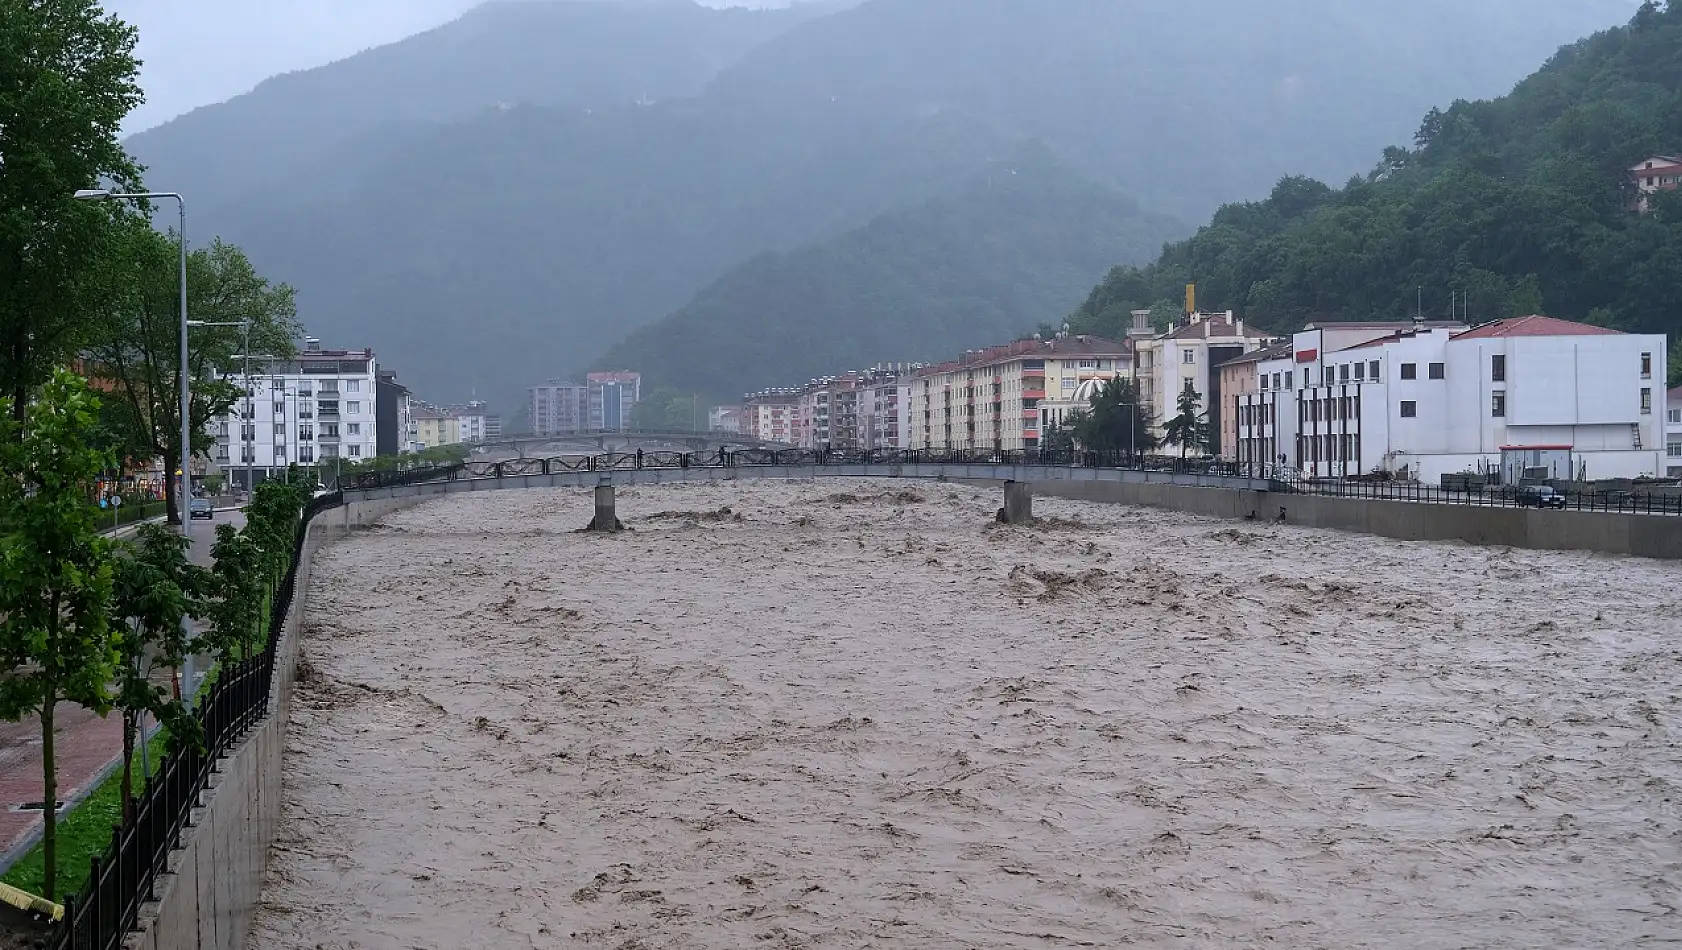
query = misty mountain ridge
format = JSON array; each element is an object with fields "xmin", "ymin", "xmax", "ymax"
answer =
[{"xmin": 122, "ymin": 0, "xmax": 1643, "ymax": 413}]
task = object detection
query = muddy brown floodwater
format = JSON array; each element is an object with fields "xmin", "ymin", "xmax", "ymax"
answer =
[{"xmin": 251, "ymin": 480, "xmax": 1682, "ymax": 950}]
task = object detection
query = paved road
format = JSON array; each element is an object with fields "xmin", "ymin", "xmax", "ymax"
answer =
[{"xmin": 0, "ymin": 506, "xmax": 245, "ymax": 873}]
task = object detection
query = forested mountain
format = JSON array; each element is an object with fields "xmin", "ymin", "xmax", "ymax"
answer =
[
  {"xmin": 596, "ymin": 147, "xmax": 1181, "ymax": 400},
  {"xmin": 124, "ymin": 0, "xmax": 841, "ymax": 220},
  {"xmin": 1067, "ymin": 1, "xmax": 1682, "ymax": 356},
  {"xmin": 705, "ymin": 0, "xmax": 1640, "ymax": 221},
  {"xmin": 121, "ymin": 0, "xmax": 1639, "ymax": 411}
]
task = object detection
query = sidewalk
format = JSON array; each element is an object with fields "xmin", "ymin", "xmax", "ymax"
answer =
[{"xmin": 0, "ymin": 505, "xmax": 242, "ymax": 876}]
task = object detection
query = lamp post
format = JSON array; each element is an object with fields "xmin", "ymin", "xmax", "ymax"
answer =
[{"xmin": 74, "ymin": 189, "xmax": 192, "ymax": 534}]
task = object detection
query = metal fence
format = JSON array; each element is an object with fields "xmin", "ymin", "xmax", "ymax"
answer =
[
  {"xmin": 54, "ymin": 490, "xmax": 344, "ymax": 950},
  {"xmin": 1275, "ymin": 475, "xmax": 1682, "ymax": 516},
  {"xmin": 341, "ymin": 448, "xmax": 1682, "ymax": 517}
]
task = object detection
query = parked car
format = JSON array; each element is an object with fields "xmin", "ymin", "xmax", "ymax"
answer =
[
  {"xmin": 189, "ymin": 498, "xmax": 215, "ymax": 520},
  {"xmin": 1516, "ymin": 485, "xmax": 1567, "ymax": 509}
]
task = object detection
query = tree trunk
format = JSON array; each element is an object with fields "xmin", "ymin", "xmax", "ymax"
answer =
[
  {"xmin": 41, "ymin": 695, "xmax": 57, "ymax": 901},
  {"xmin": 121, "ymin": 709, "xmax": 136, "ymax": 827},
  {"xmin": 162, "ymin": 447, "xmax": 181, "ymax": 525}
]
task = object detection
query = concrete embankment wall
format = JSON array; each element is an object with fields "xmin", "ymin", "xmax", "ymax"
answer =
[
  {"xmin": 125, "ymin": 493, "xmax": 426, "ymax": 950},
  {"xmin": 1029, "ymin": 481, "xmax": 1682, "ymax": 560}
]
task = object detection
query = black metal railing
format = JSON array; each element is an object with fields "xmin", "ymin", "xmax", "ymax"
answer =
[
  {"xmin": 341, "ymin": 448, "xmax": 1682, "ymax": 517},
  {"xmin": 1272, "ymin": 474, "xmax": 1682, "ymax": 516},
  {"xmin": 54, "ymin": 489, "xmax": 344, "ymax": 950}
]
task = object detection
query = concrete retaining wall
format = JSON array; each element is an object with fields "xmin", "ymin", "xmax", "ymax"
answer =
[
  {"xmin": 123, "ymin": 492, "xmax": 427, "ymax": 950},
  {"xmin": 1029, "ymin": 481, "xmax": 1681, "ymax": 560}
]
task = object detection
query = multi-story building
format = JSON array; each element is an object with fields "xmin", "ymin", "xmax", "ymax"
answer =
[
  {"xmin": 1133, "ymin": 311, "xmax": 1271, "ymax": 445},
  {"xmin": 211, "ymin": 338, "xmax": 379, "ymax": 488},
  {"xmin": 588, "ymin": 371, "xmax": 641, "ymax": 431},
  {"xmin": 1666, "ymin": 385, "xmax": 1682, "ymax": 477},
  {"xmin": 1237, "ymin": 315, "xmax": 1667, "ymax": 481},
  {"xmin": 484, "ymin": 415, "xmax": 503, "ymax": 440},
  {"xmin": 859, "ymin": 368, "xmax": 914, "ymax": 450},
  {"xmin": 413, "ymin": 408, "xmax": 460, "ymax": 449},
  {"xmin": 708, "ymin": 405, "xmax": 742, "ymax": 433},
  {"xmin": 741, "ymin": 389, "xmax": 797, "ymax": 443},
  {"xmin": 375, "ymin": 370, "xmax": 420, "ymax": 457},
  {"xmin": 1631, "ymin": 155, "xmax": 1682, "ymax": 213},
  {"xmin": 1219, "ymin": 342, "xmax": 1290, "ymax": 464},
  {"xmin": 451, "ymin": 401, "xmax": 489, "ymax": 443},
  {"xmin": 910, "ymin": 334, "xmax": 1134, "ymax": 452},
  {"xmin": 529, "ymin": 380, "xmax": 589, "ymax": 436}
]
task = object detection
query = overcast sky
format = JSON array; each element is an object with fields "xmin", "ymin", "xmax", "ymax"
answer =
[{"xmin": 107, "ymin": 0, "xmax": 792, "ymax": 134}]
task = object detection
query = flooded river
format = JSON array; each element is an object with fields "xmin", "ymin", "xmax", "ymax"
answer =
[{"xmin": 251, "ymin": 480, "xmax": 1681, "ymax": 949}]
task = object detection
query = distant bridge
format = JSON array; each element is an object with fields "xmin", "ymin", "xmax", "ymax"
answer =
[{"xmin": 475, "ymin": 429, "xmax": 792, "ymax": 455}]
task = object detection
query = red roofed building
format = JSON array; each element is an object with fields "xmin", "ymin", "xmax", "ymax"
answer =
[{"xmin": 1631, "ymin": 155, "xmax": 1682, "ymax": 213}]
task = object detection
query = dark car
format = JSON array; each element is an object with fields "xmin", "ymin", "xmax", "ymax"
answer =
[
  {"xmin": 189, "ymin": 498, "xmax": 215, "ymax": 520},
  {"xmin": 1516, "ymin": 485, "xmax": 1567, "ymax": 509}
]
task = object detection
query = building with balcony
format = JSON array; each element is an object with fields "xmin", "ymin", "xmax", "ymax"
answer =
[
  {"xmin": 742, "ymin": 389, "xmax": 798, "ymax": 444},
  {"xmin": 210, "ymin": 338, "xmax": 379, "ymax": 488},
  {"xmin": 587, "ymin": 372, "xmax": 641, "ymax": 431},
  {"xmin": 529, "ymin": 380, "xmax": 589, "ymax": 436},
  {"xmin": 413, "ymin": 408, "xmax": 461, "ymax": 449},
  {"xmin": 909, "ymin": 334, "xmax": 1133, "ymax": 452},
  {"xmin": 1133, "ymin": 311, "xmax": 1272, "ymax": 446}
]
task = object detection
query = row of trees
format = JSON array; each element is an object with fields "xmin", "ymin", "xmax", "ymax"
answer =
[
  {"xmin": 0, "ymin": 372, "xmax": 315, "ymax": 900},
  {"xmin": 1043, "ymin": 378, "xmax": 1212, "ymax": 459}
]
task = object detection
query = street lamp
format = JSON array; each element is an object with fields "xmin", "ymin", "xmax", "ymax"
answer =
[
  {"xmin": 189, "ymin": 319, "xmax": 252, "ymax": 494},
  {"xmin": 74, "ymin": 189, "xmax": 191, "ymax": 536}
]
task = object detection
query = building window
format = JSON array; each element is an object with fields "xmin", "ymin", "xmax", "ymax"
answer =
[
  {"xmin": 1669, "ymin": 442, "xmax": 1681, "ymax": 458},
  {"xmin": 346, "ymin": 380, "xmax": 360, "ymax": 393},
  {"xmin": 299, "ymin": 447, "xmax": 314, "ymax": 463},
  {"xmin": 1400, "ymin": 363, "xmax": 1417, "ymax": 380},
  {"xmin": 1428, "ymin": 362, "xmax": 1444, "ymax": 380},
  {"xmin": 1400, "ymin": 401, "xmax": 1417, "ymax": 418},
  {"xmin": 1260, "ymin": 374, "xmax": 1270, "ymax": 390},
  {"xmin": 1180, "ymin": 351, "xmax": 1195, "ymax": 364},
  {"xmin": 1339, "ymin": 364, "xmax": 1349, "ymax": 383},
  {"xmin": 1492, "ymin": 393, "xmax": 1506, "ymax": 417},
  {"xmin": 1369, "ymin": 360, "xmax": 1380, "ymax": 379},
  {"xmin": 1302, "ymin": 368, "xmax": 1309, "ymax": 387},
  {"xmin": 347, "ymin": 423, "xmax": 361, "ymax": 436},
  {"xmin": 1670, "ymin": 408, "xmax": 1682, "ymax": 425},
  {"xmin": 299, "ymin": 426, "xmax": 313, "ymax": 441},
  {"xmin": 274, "ymin": 424, "xmax": 285, "ymax": 438},
  {"xmin": 1641, "ymin": 353, "xmax": 1653, "ymax": 378},
  {"xmin": 1641, "ymin": 388, "xmax": 1652, "ymax": 414},
  {"xmin": 1491, "ymin": 355, "xmax": 1506, "ymax": 382},
  {"xmin": 348, "ymin": 445, "xmax": 362, "ymax": 458},
  {"xmin": 347, "ymin": 401, "xmax": 361, "ymax": 414},
  {"xmin": 1354, "ymin": 363, "xmax": 1365, "ymax": 381}
]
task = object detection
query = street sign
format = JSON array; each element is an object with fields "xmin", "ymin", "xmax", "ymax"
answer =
[{"xmin": 112, "ymin": 495, "xmax": 123, "ymax": 508}]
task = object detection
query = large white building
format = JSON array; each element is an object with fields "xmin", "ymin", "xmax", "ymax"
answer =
[
  {"xmin": 1237, "ymin": 316, "xmax": 1668, "ymax": 482},
  {"xmin": 213, "ymin": 338, "xmax": 380, "ymax": 488},
  {"xmin": 1134, "ymin": 311, "xmax": 1270, "ymax": 444},
  {"xmin": 1666, "ymin": 385, "xmax": 1682, "ymax": 478}
]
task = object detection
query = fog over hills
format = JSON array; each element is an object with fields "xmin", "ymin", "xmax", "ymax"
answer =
[{"xmin": 122, "ymin": 0, "xmax": 1641, "ymax": 413}]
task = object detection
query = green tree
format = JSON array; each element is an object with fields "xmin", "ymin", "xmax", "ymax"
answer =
[
  {"xmin": 205, "ymin": 524, "xmax": 262, "ymax": 662},
  {"xmin": 0, "ymin": 370, "xmax": 120, "ymax": 899},
  {"xmin": 82, "ymin": 223, "xmax": 299, "ymax": 523},
  {"xmin": 0, "ymin": 0, "xmax": 143, "ymax": 419},
  {"xmin": 1073, "ymin": 377, "xmax": 1158, "ymax": 456},
  {"xmin": 110, "ymin": 524, "xmax": 207, "ymax": 825},
  {"xmin": 1669, "ymin": 342, "xmax": 1681, "ymax": 388},
  {"xmin": 1162, "ymin": 379, "xmax": 1210, "ymax": 459},
  {"xmin": 1040, "ymin": 416, "xmax": 1075, "ymax": 453}
]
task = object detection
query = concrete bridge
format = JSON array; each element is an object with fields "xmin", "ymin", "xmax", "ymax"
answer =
[
  {"xmin": 340, "ymin": 450, "xmax": 1271, "ymax": 527},
  {"xmin": 476, "ymin": 430, "xmax": 791, "ymax": 458}
]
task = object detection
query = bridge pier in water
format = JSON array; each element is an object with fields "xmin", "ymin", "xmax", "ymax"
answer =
[
  {"xmin": 587, "ymin": 481, "xmax": 625, "ymax": 532},
  {"xmin": 998, "ymin": 480, "xmax": 1033, "ymax": 524}
]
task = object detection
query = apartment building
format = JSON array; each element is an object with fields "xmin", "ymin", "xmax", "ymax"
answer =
[
  {"xmin": 859, "ymin": 371, "xmax": 913, "ymax": 450},
  {"xmin": 742, "ymin": 389, "xmax": 797, "ymax": 443},
  {"xmin": 529, "ymin": 380, "xmax": 589, "ymax": 435},
  {"xmin": 1238, "ymin": 315, "xmax": 1667, "ymax": 481},
  {"xmin": 708, "ymin": 406, "xmax": 742, "ymax": 432},
  {"xmin": 1668, "ymin": 385, "xmax": 1682, "ymax": 477},
  {"xmin": 375, "ymin": 370, "xmax": 420, "ymax": 457},
  {"xmin": 587, "ymin": 372, "xmax": 641, "ymax": 431},
  {"xmin": 450, "ymin": 401, "xmax": 490, "ymax": 443},
  {"xmin": 413, "ymin": 408, "xmax": 460, "ymax": 449},
  {"xmin": 211, "ymin": 338, "xmax": 379, "ymax": 488},
  {"xmin": 1220, "ymin": 342, "xmax": 1291, "ymax": 463},
  {"xmin": 1134, "ymin": 311, "xmax": 1271, "ymax": 444},
  {"xmin": 909, "ymin": 335, "xmax": 1133, "ymax": 451}
]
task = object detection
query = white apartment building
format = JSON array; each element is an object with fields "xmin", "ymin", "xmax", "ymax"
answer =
[
  {"xmin": 910, "ymin": 335, "xmax": 1133, "ymax": 451},
  {"xmin": 452, "ymin": 401, "xmax": 489, "ymax": 443},
  {"xmin": 1238, "ymin": 316, "xmax": 1667, "ymax": 482},
  {"xmin": 1666, "ymin": 385, "xmax": 1682, "ymax": 477},
  {"xmin": 529, "ymin": 380, "xmax": 589, "ymax": 436},
  {"xmin": 708, "ymin": 405, "xmax": 742, "ymax": 433},
  {"xmin": 1134, "ymin": 311, "xmax": 1270, "ymax": 443},
  {"xmin": 213, "ymin": 338, "xmax": 379, "ymax": 488}
]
